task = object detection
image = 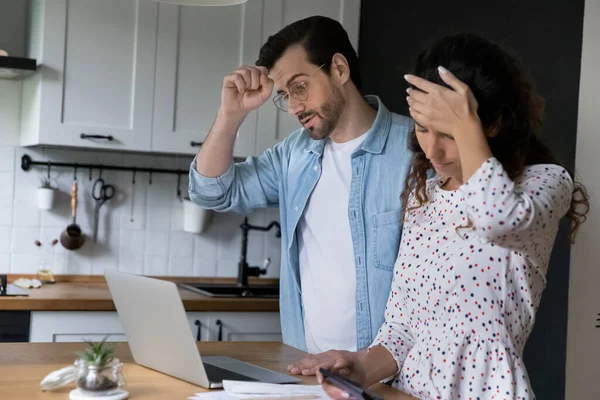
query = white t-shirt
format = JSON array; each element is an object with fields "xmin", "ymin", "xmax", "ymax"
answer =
[{"xmin": 298, "ymin": 133, "xmax": 368, "ymax": 354}]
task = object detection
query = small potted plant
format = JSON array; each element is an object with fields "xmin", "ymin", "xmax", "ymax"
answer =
[
  {"xmin": 37, "ymin": 176, "xmax": 56, "ymax": 210},
  {"xmin": 75, "ymin": 337, "xmax": 125, "ymax": 395}
]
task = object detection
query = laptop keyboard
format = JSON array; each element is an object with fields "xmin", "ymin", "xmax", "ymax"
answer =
[{"xmin": 203, "ymin": 362, "xmax": 258, "ymax": 382}]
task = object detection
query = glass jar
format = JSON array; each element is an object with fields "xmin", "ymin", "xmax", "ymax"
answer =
[{"xmin": 75, "ymin": 357, "xmax": 125, "ymax": 395}]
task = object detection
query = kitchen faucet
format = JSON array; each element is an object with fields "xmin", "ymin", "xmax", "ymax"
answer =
[{"xmin": 237, "ymin": 216, "xmax": 281, "ymax": 287}]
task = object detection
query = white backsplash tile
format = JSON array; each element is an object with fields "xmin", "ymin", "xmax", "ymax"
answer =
[
  {"xmin": 121, "ymin": 205, "xmax": 147, "ymax": 231},
  {"xmin": 0, "ymin": 226, "xmax": 11, "ymax": 254},
  {"xmin": 11, "ymin": 253, "xmax": 40, "ymax": 274},
  {"xmin": 146, "ymin": 206, "xmax": 172, "ymax": 231},
  {"xmin": 0, "ymin": 172, "xmax": 14, "ymax": 207},
  {"xmin": 66, "ymin": 245, "xmax": 93, "ymax": 275},
  {"xmin": 0, "ymin": 146, "xmax": 16, "ymax": 172},
  {"xmin": 90, "ymin": 253, "xmax": 118, "ymax": 275},
  {"xmin": 41, "ymin": 208, "xmax": 70, "ymax": 228},
  {"xmin": 170, "ymin": 231, "xmax": 194, "ymax": 258},
  {"xmin": 119, "ymin": 229, "xmax": 146, "ymax": 255},
  {"xmin": 170, "ymin": 201, "xmax": 184, "ymax": 231},
  {"xmin": 151, "ymin": 156, "xmax": 179, "ymax": 184},
  {"xmin": 216, "ymin": 213, "xmax": 245, "ymax": 261},
  {"xmin": 12, "ymin": 168, "xmax": 38, "ymax": 199},
  {"xmin": 216, "ymin": 258, "xmax": 238, "ymax": 278},
  {"xmin": 193, "ymin": 256, "xmax": 217, "ymax": 277},
  {"xmin": 0, "ymin": 204, "xmax": 14, "ymax": 226},
  {"xmin": 147, "ymin": 182, "xmax": 175, "ymax": 207},
  {"xmin": 144, "ymin": 255, "xmax": 169, "ymax": 276},
  {"xmin": 0, "ymin": 253, "xmax": 10, "ymax": 273},
  {"xmin": 118, "ymin": 254, "xmax": 144, "ymax": 275},
  {"xmin": 11, "ymin": 226, "xmax": 41, "ymax": 254},
  {"xmin": 1, "ymin": 145, "xmax": 281, "ymax": 278},
  {"xmin": 169, "ymin": 256, "xmax": 193, "ymax": 276},
  {"xmin": 12, "ymin": 206, "xmax": 41, "ymax": 227},
  {"xmin": 94, "ymin": 206, "xmax": 122, "ymax": 245},
  {"xmin": 145, "ymin": 231, "xmax": 170, "ymax": 256},
  {"xmin": 193, "ymin": 231, "xmax": 219, "ymax": 261}
]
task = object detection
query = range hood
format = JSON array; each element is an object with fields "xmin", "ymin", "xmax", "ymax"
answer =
[{"xmin": 0, "ymin": 55, "xmax": 37, "ymax": 80}]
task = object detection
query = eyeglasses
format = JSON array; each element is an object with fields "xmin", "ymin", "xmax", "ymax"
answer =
[{"xmin": 272, "ymin": 64, "xmax": 326, "ymax": 112}]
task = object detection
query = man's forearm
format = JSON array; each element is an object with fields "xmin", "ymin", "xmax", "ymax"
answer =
[{"xmin": 196, "ymin": 108, "xmax": 246, "ymax": 178}]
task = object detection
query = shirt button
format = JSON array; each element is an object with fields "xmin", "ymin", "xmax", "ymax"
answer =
[
  {"xmin": 294, "ymin": 206, "xmax": 299, "ymax": 212},
  {"xmin": 313, "ymin": 165, "xmax": 318, "ymax": 171}
]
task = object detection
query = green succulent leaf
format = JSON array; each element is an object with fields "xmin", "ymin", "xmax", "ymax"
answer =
[{"xmin": 75, "ymin": 336, "xmax": 117, "ymax": 367}]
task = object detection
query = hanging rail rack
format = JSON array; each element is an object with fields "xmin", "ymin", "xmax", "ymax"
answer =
[{"xmin": 21, "ymin": 154, "xmax": 189, "ymax": 180}]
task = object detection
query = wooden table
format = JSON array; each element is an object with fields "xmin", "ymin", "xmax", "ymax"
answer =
[{"xmin": 0, "ymin": 342, "xmax": 415, "ymax": 399}]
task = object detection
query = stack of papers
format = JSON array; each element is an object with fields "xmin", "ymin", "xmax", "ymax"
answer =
[{"xmin": 189, "ymin": 380, "xmax": 329, "ymax": 400}]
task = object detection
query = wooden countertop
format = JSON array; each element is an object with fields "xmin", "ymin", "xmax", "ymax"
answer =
[
  {"xmin": 0, "ymin": 341, "xmax": 415, "ymax": 400},
  {"xmin": 0, "ymin": 275, "xmax": 279, "ymax": 312}
]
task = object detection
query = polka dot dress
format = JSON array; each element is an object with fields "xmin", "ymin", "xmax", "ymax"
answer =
[{"xmin": 372, "ymin": 158, "xmax": 573, "ymax": 400}]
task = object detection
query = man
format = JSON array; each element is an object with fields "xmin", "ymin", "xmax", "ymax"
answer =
[{"xmin": 188, "ymin": 16, "xmax": 413, "ymax": 373}]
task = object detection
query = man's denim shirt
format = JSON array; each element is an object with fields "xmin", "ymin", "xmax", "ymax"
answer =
[{"xmin": 189, "ymin": 96, "xmax": 414, "ymax": 351}]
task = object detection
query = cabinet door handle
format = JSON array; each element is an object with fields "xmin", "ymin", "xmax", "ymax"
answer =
[
  {"xmin": 190, "ymin": 141, "xmax": 203, "ymax": 147},
  {"xmin": 194, "ymin": 319, "xmax": 202, "ymax": 341},
  {"xmin": 81, "ymin": 133, "xmax": 114, "ymax": 141},
  {"xmin": 216, "ymin": 319, "xmax": 223, "ymax": 342}
]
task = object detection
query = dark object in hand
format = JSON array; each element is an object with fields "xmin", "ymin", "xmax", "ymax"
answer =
[{"xmin": 319, "ymin": 368, "xmax": 383, "ymax": 400}]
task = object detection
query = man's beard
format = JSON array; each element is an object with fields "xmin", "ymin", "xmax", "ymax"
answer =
[{"xmin": 299, "ymin": 86, "xmax": 345, "ymax": 140}]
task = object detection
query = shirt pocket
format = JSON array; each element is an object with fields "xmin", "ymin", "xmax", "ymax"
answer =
[{"xmin": 373, "ymin": 209, "xmax": 402, "ymax": 271}]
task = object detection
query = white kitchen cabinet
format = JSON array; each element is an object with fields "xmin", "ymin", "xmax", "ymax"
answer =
[
  {"xmin": 21, "ymin": 0, "xmax": 158, "ymax": 152},
  {"xmin": 151, "ymin": 1, "xmax": 264, "ymax": 157},
  {"xmin": 29, "ymin": 311, "xmax": 281, "ymax": 343},
  {"xmin": 29, "ymin": 311, "xmax": 127, "ymax": 343},
  {"xmin": 205, "ymin": 312, "xmax": 282, "ymax": 342},
  {"xmin": 255, "ymin": 0, "xmax": 362, "ymax": 155},
  {"xmin": 18, "ymin": 0, "xmax": 361, "ymax": 157},
  {"xmin": 187, "ymin": 312, "xmax": 210, "ymax": 342},
  {"xmin": 150, "ymin": 0, "xmax": 361, "ymax": 156}
]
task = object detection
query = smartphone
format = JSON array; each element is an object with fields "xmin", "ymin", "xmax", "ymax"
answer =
[{"xmin": 319, "ymin": 368, "xmax": 383, "ymax": 400}]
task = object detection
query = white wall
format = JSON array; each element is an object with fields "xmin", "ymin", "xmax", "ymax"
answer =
[
  {"xmin": 566, "ymin": 0, "xmax": 600, "ymax": 397},
  {"xmin": 0, "ymin": 87, "xmax": 281, "ymax": 278}
]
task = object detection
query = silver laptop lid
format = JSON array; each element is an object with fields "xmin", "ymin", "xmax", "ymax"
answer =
[{"xmin": 104, "ymin": 269, "xmax": 210, "ymax": 387}]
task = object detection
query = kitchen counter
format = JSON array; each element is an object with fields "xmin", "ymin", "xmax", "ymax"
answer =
[
  {"xmin": 0, "ymin": 341, "xmax": 415, "ymax": 399},
  {"xmin": 0, "ymin": 275, "xmax": 279, "ymax": 312}
]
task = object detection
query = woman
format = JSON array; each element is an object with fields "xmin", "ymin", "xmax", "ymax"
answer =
[{"xmin": 318, "ymin": 33, "xmax": 589, "ymax": 399}]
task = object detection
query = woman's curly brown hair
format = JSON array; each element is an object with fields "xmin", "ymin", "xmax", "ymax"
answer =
[{"xmin": 400, "ymin": 33, "xmax": 589, "ymax": 242}]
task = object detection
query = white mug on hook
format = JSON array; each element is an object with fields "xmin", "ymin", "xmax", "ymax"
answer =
[{"xmin": 182, "ymin": 197, "xmax": 213, "ymax": 234}]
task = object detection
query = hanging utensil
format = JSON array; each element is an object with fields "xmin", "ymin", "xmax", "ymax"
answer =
[
  {"xmin": 92, "ymin": 177, "xmax": 115, "ymax": 243},
  {"xmin": 129, "ymin": 171, "xmax": 136, "ymax": 223},
  {"xmin": 176, "ymin": 173, "xmax": 183, "ymax": 203},
  {"xmin": 60, "ymin": 180, "xmax": 84, "ymax": 250}
]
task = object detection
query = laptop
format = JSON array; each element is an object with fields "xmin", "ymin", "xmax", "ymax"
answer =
[{"xmin": 104, "ymin": 269, "xmax": 302, "ymax": 388}]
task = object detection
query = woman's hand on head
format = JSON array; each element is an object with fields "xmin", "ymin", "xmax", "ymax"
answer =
[{"xmin": 404, "ymin": 67, "xmax": 482, "ymax": 138}]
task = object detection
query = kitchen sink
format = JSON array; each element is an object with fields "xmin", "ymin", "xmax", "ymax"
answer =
[{"xmin": 179, "ymin": 283, "xmax": 279, "ymax": 298}]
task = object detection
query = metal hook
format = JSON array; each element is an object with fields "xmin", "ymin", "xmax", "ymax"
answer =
[
  {"xmin": 132, "ymin": 170, "xmax": 136, "ymax": 184},
  {"xmin": 149, "ymin": 170, "xmax": 153, "ymax": 185},
  {"xmin": 47, "ymin": 162, "xmax": 51, "ymax": 179},
  {"xmin": 99, "ymin": 168, "xmax": 103, "ymax": 179},
  {"xmin": 176, "ymin": 174, "xmax": 182, "ymax": 200},
  {"xmin": 73, "ymin": 165, "xmax": 78, "ymax": 181},
  {"xmin": 89, "ymin": 168, "xmax": 92, "ymax": 181}
]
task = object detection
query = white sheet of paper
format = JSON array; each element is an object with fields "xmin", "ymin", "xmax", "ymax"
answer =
[
  {"xmin": 190, "ymin": 381, "xmax": 329, "ymax": 400},
  {"xmin": 189, "ymin": 391, "xmax": 238, "ymax": 400},
  {"xmin": 190, "ymin": 392, "xmax": 328, "ymax": 400},
  {"xmin": 223, "ymin": 380, "xmax": 326, "ymax": 396}
]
